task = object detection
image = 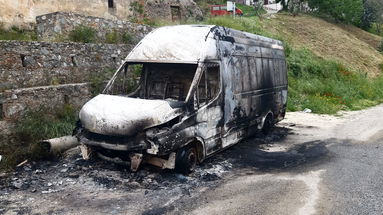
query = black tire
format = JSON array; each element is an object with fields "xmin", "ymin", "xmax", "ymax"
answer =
[
  {"xmin": 262, "ymin": 115, "xmax": 273, "ymax": 136},
  {"xmin": 175, "ymin": 146, "xmax": 197, "ymax": 174}
]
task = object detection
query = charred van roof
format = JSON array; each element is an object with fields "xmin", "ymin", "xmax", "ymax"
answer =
[{"xmin": 125, "ymin": 25, "xmax": 283, "ymax": 64}]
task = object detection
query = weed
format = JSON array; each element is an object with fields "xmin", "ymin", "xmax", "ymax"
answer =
[
  {"xmin": 0, "ymin": 104, "xmax": 78, "ymax": 170},
  {"xmin": 0, "ymin": 23, "xmax": 37, "ymax": 41},
  {"xmin": 89, "ymin": 68, "xmax": 116, "ymax": 96},
  {"xmin": 105, "ymin": 31, "xmax": 118, "ymax": 44},
  {"xmin": 122, "ymin": 32, "xmax": 133, "ymax": 44},
  {"xmin": 68, "ymin": 25, "xmax": 96, "ymax": 43}
]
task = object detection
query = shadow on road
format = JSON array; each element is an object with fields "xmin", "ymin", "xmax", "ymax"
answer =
[{"xmin": 201, "ymin": 126, "xmax": 331, "ymax": 173}]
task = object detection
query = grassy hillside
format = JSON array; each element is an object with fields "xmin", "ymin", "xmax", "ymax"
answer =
[
  {"xmin": 203, "ymin": 14, "xmax": 383, "ymax": 114},
  {"xmin": 261, "ymin": 14, "xmax": 383, "ymax": 76}
]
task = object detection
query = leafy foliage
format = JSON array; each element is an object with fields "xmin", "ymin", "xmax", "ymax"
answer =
[{"xmin": 307, "ymin": 0, "xmax": 364, "ymax": 26}]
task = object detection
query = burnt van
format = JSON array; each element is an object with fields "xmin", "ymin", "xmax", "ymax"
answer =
[{"xmin": 75, "ymin": 25, "xmax": 288, "ymax": 174}]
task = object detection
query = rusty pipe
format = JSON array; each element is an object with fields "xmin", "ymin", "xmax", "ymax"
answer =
[{"xmin": 39, "ymin": 136, "xmax": 79, "ymax": 155}]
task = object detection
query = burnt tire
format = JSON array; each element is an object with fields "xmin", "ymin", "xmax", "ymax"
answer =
[
  {"xmin": 175, "ymin": 146, "xmax": 197, "ymax": 174},
  {"xmin": 262, "ymin": 115, "xmax": 274, "ymax": 136}
]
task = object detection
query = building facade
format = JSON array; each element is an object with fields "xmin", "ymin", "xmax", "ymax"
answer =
[{"xmin": 0, "ymin": 0, "xmax": 202, "ymax": 29}]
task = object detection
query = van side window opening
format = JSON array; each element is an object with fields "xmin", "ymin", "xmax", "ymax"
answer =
[{"xmin": 197, "ymin": 63, "xmax": 220, "ymax": 105}]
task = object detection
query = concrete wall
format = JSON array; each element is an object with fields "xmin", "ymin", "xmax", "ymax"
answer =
[{"xmin": 0, "ymin": 0, "xmax": 202, "ymax": 29}]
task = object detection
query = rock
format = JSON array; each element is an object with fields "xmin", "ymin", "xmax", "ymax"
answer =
[
  {"xmin": 12, "ymin": 180, "xmax": 23, "ymax": 189},
  {"xmin": 303, "ymin": 108, "xmax": 312, "ymax": 113},
  {"xmin": 130, "ymin": 181, "xmax": 141, "ymax": 188}
]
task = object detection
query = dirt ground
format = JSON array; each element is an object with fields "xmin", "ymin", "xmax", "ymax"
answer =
[{"xmin": 1, "ymin": 104, "xmax": 383, "ymax": 215}]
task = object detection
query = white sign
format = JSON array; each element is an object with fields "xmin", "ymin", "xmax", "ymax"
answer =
[{"xmin": 227, "ymin": 1, "xmax": 234, "ymax": 11}]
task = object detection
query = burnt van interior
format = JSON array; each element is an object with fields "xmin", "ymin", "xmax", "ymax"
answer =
[{"xmin": 105, "ymin": 63, "xmax": 221, "ymax": 104}]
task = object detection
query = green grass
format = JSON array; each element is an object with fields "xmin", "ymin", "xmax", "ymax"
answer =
[
  {"xmin": 205, "ymin": 16, "xmax": 271, "ymax": 37},
  {"xmin": 0, "ymin": 104, "xmax": 78, "ymax": 171},
  {"xmin": 0, "ymin": 24, "xmax": 37, "ymax": 41},
  {"xmin": 68, "ymin": 25, "xmax": 96, "ymax": 43},
  {"xmin": 236, "ymin": 3, "xmax": 266, "ymax": 17},
  {"xmin": 287, "ymin": 49, "xmax": 383, "ymax": 114}
]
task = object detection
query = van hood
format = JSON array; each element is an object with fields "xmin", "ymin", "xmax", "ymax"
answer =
[{"xmin": 79, "ymin": 94, "xmax": 183, "ymax": 136}]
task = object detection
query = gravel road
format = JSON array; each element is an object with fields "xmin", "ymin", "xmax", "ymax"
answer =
[{"xmin": 1, "ymin": 105, "xmax": 383, "ymax": 215}]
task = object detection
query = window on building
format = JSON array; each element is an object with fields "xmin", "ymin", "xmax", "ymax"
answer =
[{"xmin": 108, "ymin": 0, "xmax": 114, "ymax": 8}]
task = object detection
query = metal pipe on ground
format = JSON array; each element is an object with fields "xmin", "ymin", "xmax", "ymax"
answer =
[{"xmin": 39, "ymin": 136, "xmax": 79, "ymax": 155}]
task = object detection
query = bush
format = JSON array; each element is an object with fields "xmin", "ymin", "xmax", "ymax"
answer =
[{"xmin": 68, "ymin": 25, "xmax": 96, "ymax": 43}]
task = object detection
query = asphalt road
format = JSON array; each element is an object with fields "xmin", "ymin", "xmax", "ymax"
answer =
[
  {"xmin": 1, "ymin": 106, "xmax": 383, "ymax": 215},
  {"xmin": 174, "ymin": 137, "xmax": 383, "ymax": 215}
]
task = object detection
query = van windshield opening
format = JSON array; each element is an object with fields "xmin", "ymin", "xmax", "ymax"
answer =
[{"xmin": 104, "ymin": 63, "xmax": 198, "ymax": 102}]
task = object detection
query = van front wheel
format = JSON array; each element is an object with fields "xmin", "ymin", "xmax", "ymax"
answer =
[{"xmin": 175, "ymin": 146, "xmax": 197, "ymax": 174}]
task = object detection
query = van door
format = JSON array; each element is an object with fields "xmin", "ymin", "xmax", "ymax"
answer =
[{"xmin": 194, "ymin": 63, "xmax": 223, "ymax": 156}]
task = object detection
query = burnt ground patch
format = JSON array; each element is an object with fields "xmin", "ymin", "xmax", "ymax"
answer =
[{"xmin": 0, "ymin": 124, "xmax": 332, "ymax": 214}]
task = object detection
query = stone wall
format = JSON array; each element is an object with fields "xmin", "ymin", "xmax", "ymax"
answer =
[
  {"xmin": 0, "ymin": 40, "xmax": 132, "ymax": 90},
  {"xmin": 0, "ymin": 83, "xmax": 92, "ymax": 120},
  {"xmin": 0, "ymin": 40, "xmax": 136, "ymax": 120},
  {"xmin": 36, "ymin": 12, "xmax": 152, "ymax": 42}
]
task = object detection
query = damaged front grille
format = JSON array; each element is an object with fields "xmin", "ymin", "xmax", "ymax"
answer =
[{"xmin": 78, "ymin": 129, "xmax": 148, "ymax": 151}]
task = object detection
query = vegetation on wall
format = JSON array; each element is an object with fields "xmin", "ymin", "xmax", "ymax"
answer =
[
  {"xmin": 68, "ymin": 25, "xmax": 96, "ymax": 43},
  {"xmin": 0, "ymin": 24, "xmax": 37, "ymax": 41}
]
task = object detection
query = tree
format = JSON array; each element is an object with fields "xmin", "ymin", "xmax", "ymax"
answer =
[
  {"xmin": 307, "ymin": 0, "xmax": 364, "ymax": 26},
  {"xmin": 361, "ymin": 0, "xmax": 383, "ymax": 30}
]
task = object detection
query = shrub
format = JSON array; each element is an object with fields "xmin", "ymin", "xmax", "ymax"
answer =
[{"xmin": 68, "ymin": 25, "xmax": 96, "ymax": 43}]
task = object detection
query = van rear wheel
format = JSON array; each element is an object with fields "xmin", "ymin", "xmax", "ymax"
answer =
[
  {"xmin": 175, "ymin": 146, "xmax": 197, "ymax": 174},
  {"xmin": 262, "ymin": 115, "xmax": 273, "ymax": 135}
]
